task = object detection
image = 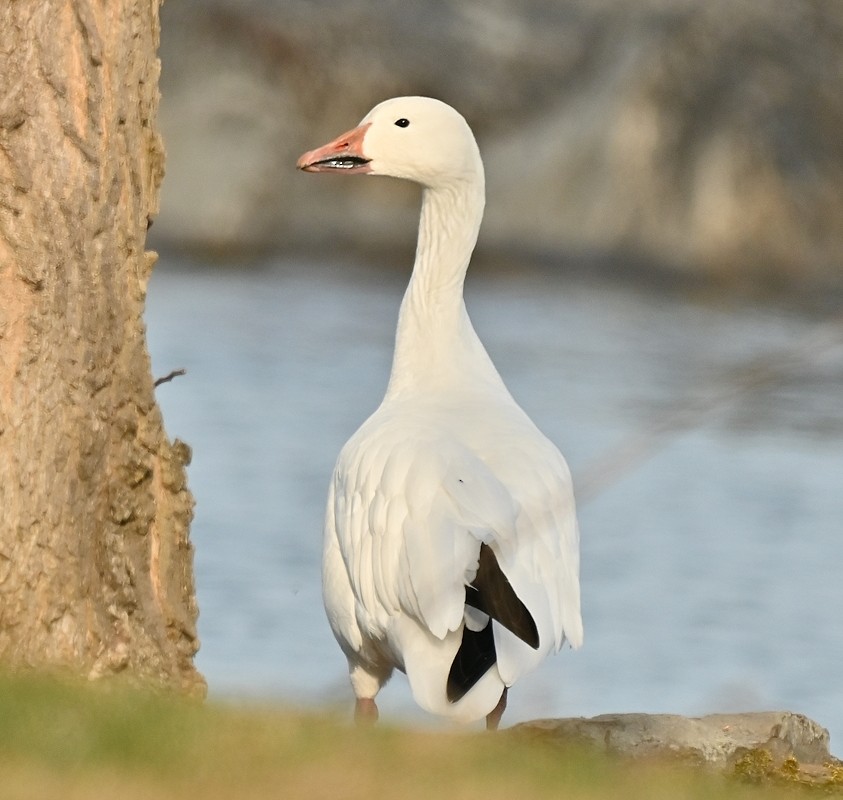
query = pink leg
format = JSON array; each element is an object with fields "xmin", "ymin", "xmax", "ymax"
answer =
[
  {"xmin": 485, "ymin": 687, "xmax": 508, "ymax": 731},
  {"xmin": 354, "ymin": 697, "xmax": 379, "ymax": 726}
]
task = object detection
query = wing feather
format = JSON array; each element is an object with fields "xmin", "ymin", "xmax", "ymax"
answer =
[{"xmin": 324, "ymin": 401, "xmax": 582, "ymax": 695}]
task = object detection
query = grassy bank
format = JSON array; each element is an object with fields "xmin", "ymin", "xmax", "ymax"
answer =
[{"xmin": 0, "ymin": 674, "xmax": 823, "ymax": 800}]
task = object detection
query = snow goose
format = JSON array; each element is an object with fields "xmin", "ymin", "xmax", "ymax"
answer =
[{"xmin": 297, "ymin": 97, "xmax": 582, "ymax": 729}]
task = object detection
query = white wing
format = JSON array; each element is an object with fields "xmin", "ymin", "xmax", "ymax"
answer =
[
  {"xmin": 325, "ymin": 397, "xmax": 581, "ymax": 698},
  {"xmin": 332, "ymin": 418, "xmax": 510, "ymax": 639}
]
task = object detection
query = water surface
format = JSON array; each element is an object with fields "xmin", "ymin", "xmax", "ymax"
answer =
[{"xmin": 146, "ymin": 258, "xmax": 843, "ymax": 748}]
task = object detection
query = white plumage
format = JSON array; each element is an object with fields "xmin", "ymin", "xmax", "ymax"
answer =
[{"xmin": 298, "ymin": 97, "xmax": 582, "ymax": 728}]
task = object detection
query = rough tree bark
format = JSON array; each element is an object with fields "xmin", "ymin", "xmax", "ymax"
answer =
[{"xmin": 0, "ymin": 0, "xmax": 204, "ymax": 694}]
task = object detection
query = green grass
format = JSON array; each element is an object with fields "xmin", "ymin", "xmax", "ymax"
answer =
[{"xmin": 0, "ymin": 672, "xmax": 830, "ymax": 800}]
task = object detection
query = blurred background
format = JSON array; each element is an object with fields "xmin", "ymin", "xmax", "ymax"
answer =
[{"xmin": 145, "ymin": 0, "xmax": 843, "ymax": 747}]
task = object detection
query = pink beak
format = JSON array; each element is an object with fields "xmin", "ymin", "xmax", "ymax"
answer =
[{"xmin": 297, "ymin": 123, "xmax": 372, "ymax": 174}]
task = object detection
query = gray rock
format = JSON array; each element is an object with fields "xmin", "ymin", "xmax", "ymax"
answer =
[
  {"xmin": 513, "ymin": 711, "xmax": 834, "ymax": 767},
  {"xmin": 153, "ymin": 0, "xmax": 843, "ymax": 292}
]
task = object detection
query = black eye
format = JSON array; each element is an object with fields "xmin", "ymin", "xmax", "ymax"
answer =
[{"xmin": 394, "ymin": 118, "xmax": 410, "ymax": 128}]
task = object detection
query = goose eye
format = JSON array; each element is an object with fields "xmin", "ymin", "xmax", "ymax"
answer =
[{"xmin": 394, "ymin": 118, "xmax": 410, "ymax": 128}]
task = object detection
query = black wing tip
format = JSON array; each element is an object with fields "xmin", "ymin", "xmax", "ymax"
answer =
[
  {"xmin": 447, "ymin": 623, "xmax": 496, "ymax": 703},
  {"xmin": 446, "ymin": 675, "xmax": 468, "ymax": 704},
  {"xmin": 520, "ymin": 605, "xmax": 540, "ymax": 650},
  {"xmin": 522, "ymin": 617, "xmax": 541, "ymax": 650},
  {"xmin": 469, "ymin": 544, "xmax": 541, "ymax": 650},
  {"xmin": 447, "ymin": 545, "xmax": 543, "ymax": 704}
]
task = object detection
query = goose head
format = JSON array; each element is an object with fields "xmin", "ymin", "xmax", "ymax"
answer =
[{"xmin": 297, "ymin": 96, "xmax": 483, "ymax": 189}]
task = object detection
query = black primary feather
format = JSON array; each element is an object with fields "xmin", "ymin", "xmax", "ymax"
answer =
[
  {"xmin": 446, "ymin": 544, "xmax": 540, "ymax": 703},
  {"xmin": 467, "ymin": 544, "xmax": 539, "ymax": 648},
  {"xmin": 446, "ymin": 621, "xmax": 495, "ymax": 702}
]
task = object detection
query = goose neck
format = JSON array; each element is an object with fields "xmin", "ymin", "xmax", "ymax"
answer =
[
  {"xmin": 409, "ymin": 180, "xmax": 485, "ymax": 306},
  {"xmin": 386, "ymin": 179, "xmax": 489, "ymax": 396}
]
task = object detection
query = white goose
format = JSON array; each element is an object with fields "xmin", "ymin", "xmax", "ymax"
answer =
[{"xmin": 298, "ymin": 97, "xmax": 582, "ymax": 729}]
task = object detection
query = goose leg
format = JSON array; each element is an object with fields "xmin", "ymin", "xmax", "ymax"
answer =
[
  {"xmin": 485, "ymin": 686, "xmax": 508, "ymax": 731},
  {"xmin": 349, "ymin": 662, "xmax": 389, "ymax": 727},
  {"xmin": 354, "ymin": 697, "xmax": 379, "ymax": 726}
]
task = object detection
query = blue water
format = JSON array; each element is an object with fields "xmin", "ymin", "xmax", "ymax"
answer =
[{"xmin": 146, "ymin": 257, "xmax": 843, "ymax": 750}]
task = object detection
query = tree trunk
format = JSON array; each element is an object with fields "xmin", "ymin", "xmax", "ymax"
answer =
[{"xmin": 0, "ymin": 0, "xmax": 204, "ymax": 694}]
